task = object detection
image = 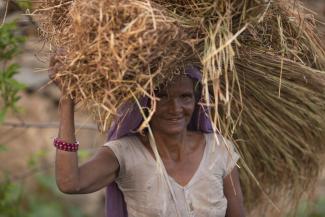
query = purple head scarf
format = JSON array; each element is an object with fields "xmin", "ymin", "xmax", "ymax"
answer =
[{"xmin": 105, "ymin": 66, "xmax": 213, "ymax": 217}]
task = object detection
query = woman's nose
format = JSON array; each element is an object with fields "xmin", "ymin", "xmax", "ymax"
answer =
[{"xmin": 168, "ymin": 98, "xmax": 182, "ymax": 112}]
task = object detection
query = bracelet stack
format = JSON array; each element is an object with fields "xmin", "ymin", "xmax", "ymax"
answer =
[{"xmin": 54, "ymin": 138, "xmax": 79, "ymax": 152}]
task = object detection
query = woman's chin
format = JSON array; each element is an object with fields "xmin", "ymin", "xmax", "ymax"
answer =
[
  {"xmin": 150, "ymin": 118, "xmax": 189, "ymax": 135},
  {"xmin": 154, "ymin": 125, "xmax": 187, "ymax": 135}
]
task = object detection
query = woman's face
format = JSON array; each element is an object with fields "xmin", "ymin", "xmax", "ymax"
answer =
[{"xmin": 150, "ymin": 76, "xmax": 196, "ymax": 135}]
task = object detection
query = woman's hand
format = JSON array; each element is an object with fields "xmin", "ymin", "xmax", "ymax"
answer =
[
  {"xmin": 49, "ymin": 48, "xmax": 76, "ymax": 105},
  {"xmin": 48, "ymin": 48, "xmax": 68, "ymax": 93}
]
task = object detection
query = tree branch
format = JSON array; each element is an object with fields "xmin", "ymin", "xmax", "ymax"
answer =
[{"xmin": 1, "ymin": 121, "xmax": 99, "ymax": 130}]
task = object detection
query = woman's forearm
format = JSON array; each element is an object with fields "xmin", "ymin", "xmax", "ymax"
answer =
[
  {"xmin": 55, "ymin": 96, "xmax": 80, "ymax": 193},
  {"xmin": 54, "ymin": 95, "xmax": 120, "ymax": 194},
  {"xmin": 58, "ymin": 96, "xmax": 76, "ymax": 141}
]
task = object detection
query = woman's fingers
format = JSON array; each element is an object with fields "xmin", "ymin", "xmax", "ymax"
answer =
[
  {"xmin": 48, "ymin": 49, "xmax": 66, "ymax": 89},
  {"xmin": 48, "ymin": 49, "xmax": 75, "ymax": 101}
]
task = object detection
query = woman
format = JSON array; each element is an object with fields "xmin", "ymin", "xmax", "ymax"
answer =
[{"xmin": 50, "ymin": 53, "xmax": 245, "ymax": 217}]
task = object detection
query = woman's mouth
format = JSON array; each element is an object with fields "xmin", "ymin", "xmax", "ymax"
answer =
[{"xmin": 163, "ymin": 117, "xmax": 183, "ymax": 122}]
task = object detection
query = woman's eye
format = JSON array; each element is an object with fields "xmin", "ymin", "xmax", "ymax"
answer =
[
  {"xmin": 181, "ymin": 94, "xmax": 193, "ymax": 99},
  {"xmin": 157, "ymin": 93, "xmax": 167, "ymax": 98}
]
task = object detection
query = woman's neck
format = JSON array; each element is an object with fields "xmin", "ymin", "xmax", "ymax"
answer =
[{"xmin": 150, "ymin": 130, "xmax": 189, "ymax": 161}]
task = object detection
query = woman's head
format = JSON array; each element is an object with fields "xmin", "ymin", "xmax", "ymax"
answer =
[
  {"xmin": 107, "ymin": 65, "xmax": 212, "ymax": 141},
  {"xmin": 150, "ymin": 67, "xmax": 203, "ymax": 135}
]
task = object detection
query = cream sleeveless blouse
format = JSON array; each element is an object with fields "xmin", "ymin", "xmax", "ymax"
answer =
[{"xmin": 104, "ymin": 133, "xmax": 239, "ymax": 217}]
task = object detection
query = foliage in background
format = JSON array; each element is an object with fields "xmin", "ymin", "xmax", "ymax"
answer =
[
  {"xmin": 296, "ymin": 197, "xmax": 325, "ymax": 217},
  {"xmin": 0, "ymin": 18, "xmax": 88, "ymax": 217},
  {"xmin": 0, "ymin": 178, "xmax": 22, "ymax": 217},
  {"xmin": 17, "ymin": 0, "xmax": 32, "ymax": 10},
  {"xmin": 0, "ymin": 21, "xmax": 26, "ymax": 122},
  {"xmin": 0, "ymin": 149, "xmax": 87, "ymax": 217},
  {"xmin": 0, "ymin": 143, "xmax": 93, "ymax": 217},
  {"xmin": 25, "ymin": 149, "xmax": 86, "ymax": 217}
]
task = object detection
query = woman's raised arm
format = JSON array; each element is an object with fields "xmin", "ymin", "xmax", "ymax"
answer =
[{"xmin": 50, "ymin": 51, "xmax": 119, "ymax": 194}]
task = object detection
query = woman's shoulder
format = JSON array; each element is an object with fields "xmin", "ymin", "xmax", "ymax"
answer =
[
  {"xmin": 203, "ymin": 133, "xmax": 238, "ymax": 160},
  {"xmin": 103, "ymin": 135, "xmax": 139, "ymax": 148},
  {"xmin": 203, "ymin": 132, "xmax": 240, "ymax": 176}
]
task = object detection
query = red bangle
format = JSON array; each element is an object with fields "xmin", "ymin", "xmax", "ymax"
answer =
[{"xmin": 53, "ymin": 138, "xmax": 79, "ymax": 152}]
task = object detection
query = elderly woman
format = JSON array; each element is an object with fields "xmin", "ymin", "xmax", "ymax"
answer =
[{"xmin": 50, "ymin": 54, "xmax": 245, "ymax": 217}]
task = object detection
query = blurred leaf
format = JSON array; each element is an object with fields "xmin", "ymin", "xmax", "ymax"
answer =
[
  {"xmin": 4, "ymin": 182, "xmax": 21, "ymax": 203},
  {"xmin": 35, "ymin": 174, "xmax": 61, "ymax": 196},
  {"xmin": 0, "ymin": 22, "xmax": 25, "ymax": 60},
  {"xmin": 17, "ymin": 0, "xmax": 32, "ymax": 10},
  {"xmin": 0, "ymin": 179, "xmax": 22, "ymax": 217},
  {"xmin": 78, "ymin": 149, "xmax": 91, "ymax": 161},
  {"xmin": 314, "ymin": 197, "xmax": 325, "ymax": 216},
  {"xmin": 0, "ymin": 21, "xmax": 26, "ymax": 122},
  {"xmin": 0, "ymin": 172, "xmax": 87, "ymax": 217},
  {"xmin": 294, "ymin": 197, "xmax": 325, "ymax": 217},
  {"xmin": 0, "ymin": 109, "xmax": 6, "ymax": 123},
  {"xmin": 0, "ymin": 144, "xmax": 7, "ymax": 152},
  {"xmin": 67, "ymin": 207, "xmax": 86, "ymax": 217},
  {"xmin": 27, "ymin": 201, "xmax": 65, "ymax": 217},
  {"xmin": 28, "ymin": 149, "xmax": 48, "ymax": 167},
  {"xmin": 2, "ymin": 64, "xmax": 19, "ymax": 78}
]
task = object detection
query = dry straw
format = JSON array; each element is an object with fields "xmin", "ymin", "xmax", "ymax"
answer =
[
  {"xmin": 33, "ymin": 0, "xmax": 325, "ymax": 215},
  {"xmin": 35, "ymin": 0, "xmax": 201, "ymax": 131},
  {"xmin": 232, "ymin": 1, "xmax": 325, "ymax": 213}
]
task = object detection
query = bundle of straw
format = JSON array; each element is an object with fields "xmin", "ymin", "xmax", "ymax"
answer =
[
  {"xmin": 223, "ymin": 1, "xmax": 325, "ymax": 214},
  {"xmin": 230, "ymin": 1, "xmax": 325, "ymax": 213},
  {"xmin": 36, "ymin": 0, "xmax": 201, "ymax": 130},
  {"xmin": 232, "ymin": 49, "xmax": 325, "ymax": 213},
  {"xmin": 34, "ymin": 0, "xmax": 325, "ymax": 215}
]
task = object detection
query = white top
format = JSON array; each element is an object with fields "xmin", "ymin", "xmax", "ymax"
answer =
[{"xmin": 104, "ymin": 133, "xmax": 239, "ymax": 217}]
